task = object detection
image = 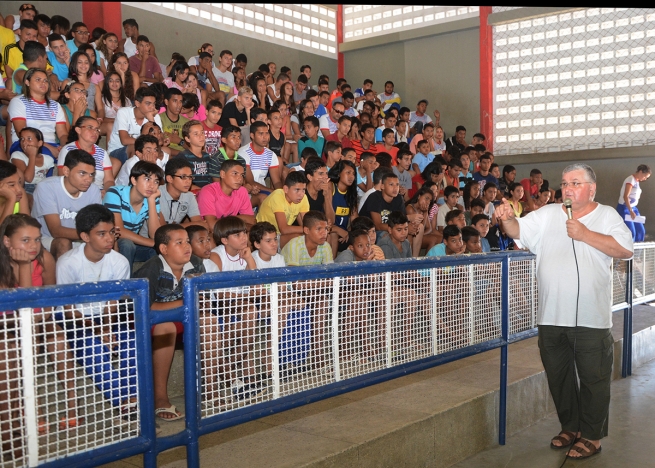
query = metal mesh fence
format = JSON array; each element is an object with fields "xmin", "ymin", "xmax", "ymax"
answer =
[
  {"xmin": 493, "ymin": 8, "xmax": 655, "ymax": 155},
  {"xmin": 0, "ymin": 300, "xmax": 140, "ymax": 467},
  {"xmin": 197, "ymin": 260, "xmax": 525, "ymax": 419},
  {"xmin": 612, "ymin": 258, "xmax": 630, "ymax": 308},
  {"xmin": 509, "ymin": 258, "xmax": 538, "ymax": 335}
]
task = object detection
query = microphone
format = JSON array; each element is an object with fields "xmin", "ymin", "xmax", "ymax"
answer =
[{"xmin": 564, "ymin": 198, "xmax": 573, "ymax": 220}]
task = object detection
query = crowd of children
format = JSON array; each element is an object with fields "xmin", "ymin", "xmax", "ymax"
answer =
[{"xmin": 0, "ymin": 4, "xmax": 565, "ymax": 434}]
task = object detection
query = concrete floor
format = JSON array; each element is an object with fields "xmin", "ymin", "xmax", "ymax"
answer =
[{"xmin": 453, "ymin": 357, "xmax": 655, "ymax": 468}]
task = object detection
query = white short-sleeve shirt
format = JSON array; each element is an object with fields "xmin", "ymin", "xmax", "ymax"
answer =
[
  {"xmin": 107, "ymin": 107, "xmax": 163, "ymax": 153},
  {"xmin": 59, "ymin": 142, "xmax": 112, "ymax": 190},
  {"xmin": 516, "ymin": 203, "xmax": 633, "ymax": 329}
]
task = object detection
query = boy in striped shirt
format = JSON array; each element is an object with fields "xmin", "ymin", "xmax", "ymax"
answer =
[
  {"xmin": 237, "ymin": 120, "xmax": 282, "ymax": 207},
  {"xmin": 103, "ymin": 161, "xmax": 164, "ymax": 272}
]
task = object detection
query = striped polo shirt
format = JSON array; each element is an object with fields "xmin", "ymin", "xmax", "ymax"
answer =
[
  {"xmin": 237, "ymin": 143, "xmax": 279, "ymax": 186},
  {"xmin": 103, "ymin": 185, "xmax": 161, "ymax": 234},
  {"xmin": 8, "ymin": 95, "xmax": 66, "ymax": 144}
]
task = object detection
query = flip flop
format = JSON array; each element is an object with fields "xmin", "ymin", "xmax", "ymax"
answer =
[
  {"xmin": 155, "ymin": 405, "xmax": 184, "ymax": 421},
  {"xmin": 550, "ymin": 430, "xmax": 577, "ymax": 449},
  {"xmin": 566, "ymin": 439, "xmax": 602, "ymax": 459}
]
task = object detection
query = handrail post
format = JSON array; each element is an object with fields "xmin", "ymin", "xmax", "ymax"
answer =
[
  {"xmin": 19, "ymin": 308, "xmax": 39, "ymax": 467},
  {"xmin": 332, "ymin": 277, "xmax": 341, "ymax": 382},
  {"xmin": 184, "ymin": 281, "xmax": 201, "ymax": 468},
  {"xmin": 499, "ymin": 257, "xmax": 510, "ymax": 445},
  {"xmin": 622, "ymin": 259, "xmax": 633, "ymax": 378}
]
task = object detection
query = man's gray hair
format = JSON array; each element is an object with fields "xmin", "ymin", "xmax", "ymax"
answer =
[{"xmin": 563, "ymin": 163, "xmax": 596, "ymax": 183}]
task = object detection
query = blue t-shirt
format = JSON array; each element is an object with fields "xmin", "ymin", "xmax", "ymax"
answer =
[
  {"xmin": 481, "ymin": 237, "xmax": 491, "ymax": 253},
  {"xmin": 47, "ymin": 51, "xmax": 70, "ymax": 81},
  {"xmin": 458, "ymin": 171, "xmax": 473, "ymax": 188},
  {"xmin": 472, "ymin": 172, "xmax": 498, "ymax": 187},
  {"xmin": 426, "ymin": 243, "xmax": 446, "ymax": 257},
  {"xmin": 66, "ymin": 39, "xmax": 101, "ymax": 64},
  {"xmin": 103, "ymin": 185, "xmax": 161, "ymax": 234},
  {"xmin": 412, "ymin": 152, "xmax": 435, "ymax": 173},
  {"xmin": 314, "ymin": 104, "xmax": 327, "ymax": 119}
]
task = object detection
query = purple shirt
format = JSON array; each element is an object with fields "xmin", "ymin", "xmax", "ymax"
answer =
[{"xmin": 129, "ymin": 55, "xmax": 160, "ymax": 80}]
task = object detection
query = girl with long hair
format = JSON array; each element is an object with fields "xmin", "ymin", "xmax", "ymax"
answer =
[
  {"xmin": 59, "ymin": 116, "xmax": 114, "ymax": 193},
  {"xmin": 406, "ymin": 186, "xmax": 441, "ymax": 252},
  {"xmin": 57, "ymin": 80, "xmax": 96, "ymax": 132},
  {"xmin": 97, "ymin": 32, "xmax": 119, "ymax": 75},
  {"xmin": 183, "ymin": 72, "xmax": 207, "ymax": 119},
  {"xmin": 68, "ymin": 51, "xmax": 99, "ymax": 112},
  {"xmin": 0, "ymin": 214, "xmax": 79, "ymax": 431},
  {"xmin": 8, "ymin": 69, "xmax": 67, "ymax": 158},
  {"xmin": 328, "ymin": 160, "xmax": 358, "ymax": 257},
  {"xmin": 250, "ymin": 74, "xmax": 270, "ymax": 111},
  {"xmin": 98, "ymin": 71, "xmax": 131, "ymax": 137},
  {"xmin": 109, "ymin": 52, "xmax": 139, "ymax": 101},
  {"xmin": 164, "ymin": 60, "xmax": 189, "ymax": 91},
  {"xmin": 77, "ymin": 43, "xmax": 104, "ymax": 86}
]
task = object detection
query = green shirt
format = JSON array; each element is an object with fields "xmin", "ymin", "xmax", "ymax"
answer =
[{"xmin": 158, "ymin": 112, "xmax": 189, "ymax": 151}]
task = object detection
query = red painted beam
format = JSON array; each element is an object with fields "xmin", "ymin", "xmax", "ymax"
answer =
[
  {"xmin": 479, "ymin": 6, "xmax": 493, "ymax": 151},
  {"xmin": 82, "ymin": 2, "xmax": 103, "ymax": 31},
  {"xmin": 82, "ymin": 2, "xmax": 122, "ymax": 35},
  {"xmin": 102, "ymin": 2, "xmax": 123, "ymax": 37},
  {"xmin": 337, "ymin": 5, "xmax": 344, "ymax": 79}
]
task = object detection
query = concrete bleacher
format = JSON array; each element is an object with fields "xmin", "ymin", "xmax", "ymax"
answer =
[{"xmin": 102, "ymin": 304, "xmax": 655, "ymax": 468}]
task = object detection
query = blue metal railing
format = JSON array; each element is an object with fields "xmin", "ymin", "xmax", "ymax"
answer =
[{"xmin": 2, "ymin": 244, "xmax": 650, "ymax": 468}]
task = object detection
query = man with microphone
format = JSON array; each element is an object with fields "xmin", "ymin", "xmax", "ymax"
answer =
[{"xmin": 495, "ymin": 164, "xmax": 633, "ymax": 459}]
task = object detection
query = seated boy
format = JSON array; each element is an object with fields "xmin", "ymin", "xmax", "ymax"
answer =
[
  {"xmin": 411, "ymin": 140, "xmax": 434, "ymax": 174},
  {"xmin": 436, "ymin": 185, "xmax": 460, "ymax": 231},
  {"xmin": 209, "ymin": 216, "xmax": 261, "ymax": 399},
  {"xmin": 256, "ymin": 171, "xmax": 309, "ymax": 248},
  {"xmin": 197, "ymin": 159, "xmax": 256, "ymax": 232},
  {"xmin": 377, "ymin": 211, "xmax": 412, "ymax": 259},
  {"xmin": 56, "ymin": 204, "xmax": 137, "ymax": 417},
  {"xmin": 155, "ymin": 157, "xmax": 204, "ymax": 230},
  {"xmin": 426, "ymin": 225, "xmax": 465, "ymax": 257},
  {"xmin": 177, "ymin": 120, "xmax": 220, "ymax": 191},
  {"xmin": 341, "ymin": 147, "xmax": 357, "ymax": 164},
  {"xmin": 393, "ymin": 149, "xmax": 413, "ymax": 201},
  {"xmin": 134, "ymin": 224, "xmax": 207, "ymax": 421},
  {"xmin": 281, "ymin": 211, "xmax": 333, "ymax": 368},
  {"xmin": 356, "ymin": 151, "xmax": 379, "ymax": 201},
  {"xmin": 32, "ymin": 149, "xmax": 102, "ymax": 259},
  {"xmin": 159, "ymin": 88, "xmax": 189, "ymax": 154},
  {"xmin": 203, "ymin": 100, "xmax": 223, "ymax": 155},
  {"xmin": 465, "ymin": 198, "xmax": 486, "ymax": 225},
  {"xmin": 115, "ymin": 134, "xmax": 165, "ymax": 186},
  {"xmin": 350, "ymin": 216, "xmax": 385, "ymax": 260},
  {"xmin": 103, "ymin": 161, "xmax": 164, "ymax": 271},
  {"xmin": 461, "ymin": 226, "xmax": 483, "ymax": 254},
  {"xmin": 187, "ymin": 224, "xmax": 219, "ymax": 273},
  {"xmin": 335, "ymin": 228, "xmax": 372, "ymax": 263},
  {"xmin": 471, "ymin": 214, "xmax": 491, "ymax": 253},
  {"xmin": 445, "ymin": 209, "xmax": 467, "ymax": 230}
]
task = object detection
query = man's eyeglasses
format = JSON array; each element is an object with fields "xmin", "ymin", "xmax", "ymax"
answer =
[
  {"xmin": 334, "ymin": 110, "xmax": 344, "ymax": 115},
  {"xmin": 172, "ymin": 175, "xmax": 194, "ymax": 181},
  {"xmin": 560, "ymin": 182, "xmax": 591, "ymax": 189},
  {"xmin": 74, "ymin": 30, "xmax": 90, "ymax": 35}
]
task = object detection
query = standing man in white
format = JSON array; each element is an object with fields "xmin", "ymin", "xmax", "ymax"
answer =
[{"xmin": 496, "ymin": 163, "xmax": 633, "ymax": 460}]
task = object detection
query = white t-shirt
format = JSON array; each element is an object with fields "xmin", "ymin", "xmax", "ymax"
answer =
[
  {"xmin": 59, "ymin": 142, "xmax": 112, "ymax": 190},
  {"xmin": 203, "ymin": 258, "xmax": 220, "ymax": 273},
  {"xmin": 107, "ymin": 107, "xmax": 163, "ymax": 153},
  {"xmin": 516, "ymin": 203, "xmax": 633, "ymax": 329},
  {"xmin": 32, "ymin": 176, "xmax": 102, "ymax": 239},
  {"xmin": 358, "ymin": 187, "xmax": 377, "ymax": 213},
  {"xmin": 116, "ymin": 153, "xmax": 169, "ymax": 186},
  {"xmin": 9, "ymin": 151, "xmax": 55, "ymax": 186},
  {"xmin": 252, "ymin": 250, "xmax": 286, "ymax": 269},
  {"xmin": 8, "ymin": 96, "xmax": 66, "ymax": 143},
  {"xmin": 436, "ymin": 203, "xmax": 455, "ymax": 228},
  {"xmin": 238, "ymin": 143, "xmax": 279, "ymax": 187},
  {"xmin": 213, "ymin": 67, "xmax": 235, "ymax": 94},
  {"xmin": 124, "ymin": 36, "xmax": 137, "ymax": 58},
  {"xmin": 618, "ymin": 175, "xmax": 641, "ymax": 207},
  {"xmin": 319, "ymin": 114, "xmax": 338, "ymax": 134},
  {"xmin": 57, "ymin": 244, "xmax": 130, "ymax": 316},
  {"xmin": 211, "ymin": 245, "xmax": 250, "ymax": 293},
  {"xmin": 409, "ymin": 111, "xmax": 432, "ymax": 128}
]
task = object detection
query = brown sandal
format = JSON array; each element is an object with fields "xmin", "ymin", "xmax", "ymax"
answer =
[
  {"xmin": 550, "ymin": 430, "xmax": 577, "ymax": 449},
  {"xmin": 566, "ymin": 438, "xmax": 602, "ymax": 459}
]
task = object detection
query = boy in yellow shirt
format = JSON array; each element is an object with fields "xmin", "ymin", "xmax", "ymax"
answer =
[{"xmin": 256, "ymin": 171, "xmax": 309, "ymax": 248}]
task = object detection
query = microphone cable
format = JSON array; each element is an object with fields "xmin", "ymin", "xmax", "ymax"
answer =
[{"xmin": 558, "ymin": 211, "xmax": 582, "ymax": 467}]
